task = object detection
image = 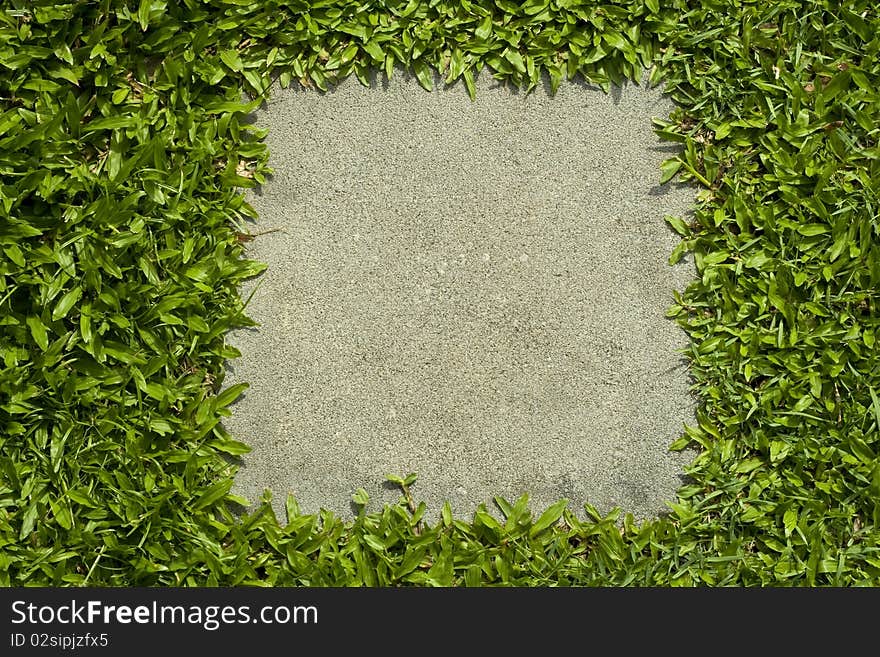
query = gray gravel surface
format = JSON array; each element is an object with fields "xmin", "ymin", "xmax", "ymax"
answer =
[{"xmin": 222, "ymin": 68, "xmax": 698, "ymax": 523}]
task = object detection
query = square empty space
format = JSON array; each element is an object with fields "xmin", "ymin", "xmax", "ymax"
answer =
[{"xmin": 223, "ymin": 69, "xmax": 697, "ymax": 522}]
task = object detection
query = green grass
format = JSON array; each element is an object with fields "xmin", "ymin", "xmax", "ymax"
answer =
[{"xmin": 1, "ymin": 0, "xmax": 879, "ymax": 585}]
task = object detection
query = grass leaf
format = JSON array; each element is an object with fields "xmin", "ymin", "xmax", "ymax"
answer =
[{"xmin": 52, "ymin": 286, "xmax": 82, "ymax": 321}]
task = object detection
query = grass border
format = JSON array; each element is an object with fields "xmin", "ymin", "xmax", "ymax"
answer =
[{"xmin": 1, "ymin": 0, "xmax": 879, "ymax": 585}]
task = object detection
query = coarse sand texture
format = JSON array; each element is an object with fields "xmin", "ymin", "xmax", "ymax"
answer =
[{"xmin": 223, "ymin": 69, "xmax": 698, "ymax": 522}]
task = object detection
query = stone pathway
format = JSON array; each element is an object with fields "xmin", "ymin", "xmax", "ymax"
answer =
[{"xmin": 222, "ymin": 68, "xmax": 697, "ymax": 523}]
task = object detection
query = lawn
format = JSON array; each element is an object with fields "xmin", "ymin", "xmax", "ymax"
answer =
[{"xmin": 1, "ymin": 0, "xmax": 879, "ymax": 585}]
